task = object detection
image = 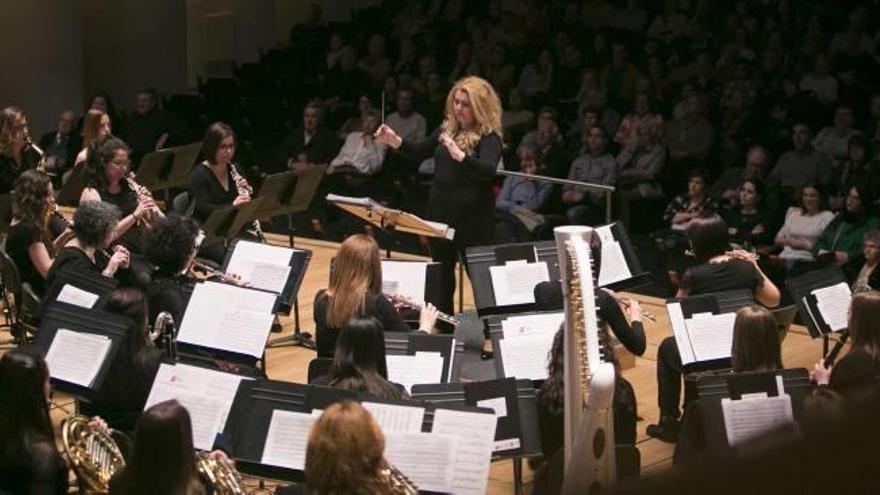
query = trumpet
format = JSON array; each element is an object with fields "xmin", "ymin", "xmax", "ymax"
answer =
[
  {"xmin": 229, "ymin": 163, "xmax": 264, "ymax": 241},
  {"xmin": 385, "ymin": 292, "xmax": 460, "ymax": 326},
  {"xmin": 125, "ymin": 172, "xmax": 165, "ymax": 223}
]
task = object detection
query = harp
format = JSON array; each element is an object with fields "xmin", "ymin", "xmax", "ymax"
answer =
[{"xmin": 554, "ymin": 226, "xmax": 616, "ymax": 493}]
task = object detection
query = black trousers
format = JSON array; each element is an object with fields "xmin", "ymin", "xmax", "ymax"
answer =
[
  {"xmin": 657, "ymin": 336, "xmax": 684, "ymax": 418},
  {"xmin": 428, "ymin": 237, "xmax": 461, "ymax": 316}
]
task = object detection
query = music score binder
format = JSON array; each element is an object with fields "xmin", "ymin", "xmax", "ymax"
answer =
[
  {"xmin": 221, "ymin": 239, "xmax": 313, "ymax": 315},
  {"xmin": 786, "ymin": 266, "xmax": 850, "ymax": 338},
  {"xmin": 32, "ymin": 302, "xmax": 130, "ymax": 401},
  {"xmin": 595, "ymin": 221, "xmax": 650, "ymax": 291},
  {"xmin": 696, "ymin": 368, "xmax": 812, "ymax": 449},
  {"xmin": 201, "ymin": 197, "xmax": 266, "ymax": 244},
  {"xmin": 383, "ymin": 332, "xmax": 463, "ymax": 383}
]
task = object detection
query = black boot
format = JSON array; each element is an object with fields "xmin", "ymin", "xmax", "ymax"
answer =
[{"xmin": 646, "ymin": 414, "xmax": 680, "ymax": 443}]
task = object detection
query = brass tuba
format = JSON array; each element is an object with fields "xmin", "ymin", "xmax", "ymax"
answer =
[
  {"xmin": 61, "ymin": 415, "xmax": 127, "ymax": 494},
  {"xmin": 197, "ymin": 451, "xmax": 246, "ymax": 495}
]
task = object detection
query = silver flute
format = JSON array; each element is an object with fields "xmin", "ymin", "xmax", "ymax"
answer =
[
  {"xmin": 385, "ymin": 292, "xmax": 459, "ymax": 326},
  {"xmin": 229, "ymin": 163, "xmax": 264, "ymax": 240}
]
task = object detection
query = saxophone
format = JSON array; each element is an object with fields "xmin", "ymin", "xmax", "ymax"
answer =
[
  {"xmin": 61, "ymin": 415, "xmax": 127, "ymax": 493},
  {"xmin": 229, "ymin": 163, "xmax": 264, "ymax": 241},
  {"xmin": 381, "ymin": 464, "xmax": 419, "ymax": 494}
]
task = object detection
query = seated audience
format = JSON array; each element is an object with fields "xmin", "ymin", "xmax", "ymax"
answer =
[
  {"xmin": 328, "ymin": 110, "xmax": 386, "ymax": 175},
  {"xmin": 775, "ymin": 182, "xmax": 835, "ymax": 264},
  {"xmin": 614, "ymin": 91, "xmax": 664, "ymax": 146},
  {"xmin": 37, "ymin": 110, "xmax": 78, "ymax": 176},
  {"xmin": 385, "ymin": 88, "xmax": 426, "ymax": 143},
  {"xmin": 122, "ymin": 87, "xmax": 179, "ymax": 166},
  {"xmin": 663, "ymin": 169, "xmax": 719, "ymax": 232},
  {"xmin": 494, "ymin": 144, "xmax": 553, "ymax": 243},
  {"xmin": 813, "ymin": 185, "xmax": 880, "ymax": 265},
  {"xmin": 616, "ymin": 121, "xmax": 667, "ymax": 228},
  {"xmin": 338, "ymin": 94, "xmax": 377, "ymax": 138},
  {"xmin": 831, "ymin": 135, "xmax": 880, "ymax": 210},
  {"xmin": 767, "ymin": 123, "xmax": 833, "ymax": 206},
  {"xmin": 562, "ymin": 125, "xmax": 617, "ymax": 225},
  {"xmin": 663, "ymin": 93, "xmax": 714, "ymax": 190},
  {"xmin": 814, "ymin": 104, "xmax": 862, "ymax": 167},
  {"xmin": 501, "ymin": 87, "xmax": 535, "ymax": 135},
  {"xmin": 851, "ymin": 231, "xmax": 880, "ymax": 293},
  {"xmin": 282, "ymin": 102, "xmax": 341, "ymax": 172},
  {"xmin": 711, "ymin": 145, "xmax": 770, "ymax": 208},
  {"xmin": 723, "ymin": 179, "xmax": 774, "ymax": 249}
]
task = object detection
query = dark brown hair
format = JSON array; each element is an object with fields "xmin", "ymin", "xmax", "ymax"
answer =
[
  {"xmin": 849, "ymin": 291, "xmax": 880, "ymax": 367},
  {"xmin": 197, "ymin": 122, "xmax": 235, "ymax": 165},
  {"xmin": 686, "ymin": 214, "xmax": 730, "ymax": 262},
  {"xmin": 326, "ymin": 234, "xmax": 382, "ymax": 328},
  {"xmin": 731, "ymin": 305, "xmax": 783, "ymax": 372}
]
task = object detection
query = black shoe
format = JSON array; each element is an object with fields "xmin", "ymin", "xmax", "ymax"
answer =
[{"xmin": 646, "ymin": 415, "xmax": 680, "ymax": 443}]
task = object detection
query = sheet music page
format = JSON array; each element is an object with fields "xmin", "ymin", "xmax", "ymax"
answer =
[
  {"xmin": 261, "ymin": 410, "xmax": 317, "ymax": 470},
  {"xmin": 361, "ymin": 402, "xmax": 425, "ymax": 432},
  {"xmin": 381, "ymin": 260, "xmax": 427, "ymax": 303},
  {"xmin": 325, "ymin": 193, "xmax": 374, "ymax": 207},
  {"xmin": 685, "ymin": 312, "xmax": 737, "ymax": 362},
  {"xmin": 476, "ymin": 397, "xmax": 508, "ymax": 418},
  {"xmin": 811, "ymin": 282, "xmax": 852, "ymax": 332},
  {"xmin": 144, "ymin": 363, "xmax": 245, "ymax": 450},
  {"xmin": 667, "ymin": 302, "xmax": 696, "ymax": 364},
  {"xmin": 431, "ymin": 408, "xmax": 497, "ymax": 495},
  {"xmin": 383, "ymin": 431, "xmax": 456, "ymax": 493},
  {"xmin": 226, "ymin": 241, "xmax": 295, "ymax": 293},
  {"xmin": 501, "ymin": 312, "xmax": 565, "ymax": 338},
  {"xmin": 722, "ymin": 394, "xmax": 794, "ymax": 447},
  {"xmin": 385, "ymin": 353, "xmax": 445, "ymax": 392},
  {"xmin": 56, "ymin": 284, "xmax": 100, "ymax": 308},
  {"xmin": 178, "ymin": 282, "xmax": 276, "ymax": 357},
  {"xmin": 45, "ymin": 329, "xmax": 111, "ymax": 387},
  {"xmin": 489, "ymin": 261, "xmax": 550, "ymax": 306},
  {"xmin": 498, "ymin": 333, "xmax": 555, "ymax": 380},
  {"xmin": 595, "ymin": 225, "xmax": 633, "ymax": 286}
]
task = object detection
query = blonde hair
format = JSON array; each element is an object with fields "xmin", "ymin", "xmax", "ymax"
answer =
[
  {"xmin": 326, "ymin": 234, "xmax": 382, "ymax": 328},
  {"xmin": 81, "ymin": 109, "xmax": 107, "ymax": 149},
  {"xmin": 441, "ymin": 76, "xmax": 503, "ymax": 153},
  {"xmin": 0, "ymin": 107, "xmax": 25, "ymax": 156}
]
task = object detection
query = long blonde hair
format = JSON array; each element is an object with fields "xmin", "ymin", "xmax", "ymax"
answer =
[
  {"xmin": 441, "ymin": 76, "xmax": 503, "ymax": 153},
  {"xmin": 326, "ymin": 234, "xmax": 382, "ymax": 328}
]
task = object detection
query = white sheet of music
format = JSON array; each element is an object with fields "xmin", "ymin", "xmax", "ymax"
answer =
[
  {"xmin": 261, "ymin": 410, "xmax": 317, "ymax": 470},
  {"xmin": 56, "ymin": 284, "xmax": 100, "ymax": 308},
  {"xmin": 501, "ymin": 312, "xmax": 564, "ymax": 338},
  {"xmin": 45, "ymin": 329, "xmax": 111, "ymax": 387},
  {"xmin": 381, "ymin": 260, "xmax": 427, "ymax": 303},
  {"xmin": 722, "ymin": 394, "xmax": 794, "ymax": 447},
  {"xmin": 386, "ymin": 353, "xmax": 444, "ymax": 392},
  {"xmin": 685, "ymin": 312, "xmax": 737, "ymax": 362},
  {"xmin": 326, "ymin": 193, "xmax": 375, "ymax": 207},
  {"xmin": 812, "ymin": 282, "xmax": 851, "ymax": 332},
  {"xmin": 489, "ymin": 260, "xmax": 550, "ymax": 306},
  {"xmin": 361, "ymin": 401, "xmax": 425, "ymax": 432},
  {"xmin": 226, "ymin": 241, "xmax": 294, "ymax": 294},
  {"xmin": 499, "ymin": 332, "xmax": 554, "ymax": 380},
  {"xmin": 144, "ymin": 363, "xmax": 245, "ymax": 450},
  {"xmin": 383, "ymin": 431, "xmax": 456, "ymax": 493},
  {"xmin": 667, "ymin": 302, "xmax": 696, "ymax": 364},
  {"xmin": 595, "ymin": 224, "xmax": 632, "ymax": 286},
  {"xmin": 178, "ymin": 281, "xmax": 276, "ymax": 358},
  {"xmin": 431, "ymin": 408, "xmax": 497, "ymax": 495}
]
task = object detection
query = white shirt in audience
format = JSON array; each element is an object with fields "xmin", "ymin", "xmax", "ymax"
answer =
[
  {"xmin": 330, "ymin": 132, "xmax": 388, "ymax": 175},
  {"xmin": 775, "ymin": 207, "xmax": 836, "ymax": 261},
  {"xmin": 385, "ymin": 111, "xmax": 426, "ymax": 143}
]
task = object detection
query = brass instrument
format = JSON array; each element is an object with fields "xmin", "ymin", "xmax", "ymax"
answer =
[
  {"xmin": 150, "ymin": 310, "xmax": 178, "ymax": 360},
  {"xmin": 124, "ymin": 172, "xmax": 165, "ymax": 222},
  {"xmin": 197, "ymin": 452, "xmax": 246, "ymax": 495},
  {"xmin": 381, "ymin": 464, "xmax": 419, "ymax": 494},
  {"xmin": 61, "ymin": 415, "xmax": 127, "ymax": 494},
  {"xmin": 554, "ymin": 226, "xmax": 616, "ymax": 494},
  {"xmin": 385, "ymin": 292, "xmax": 459, "ymax": 326},
  {"xmin": 229, "ymin": 163, "xmax": 264, "ymax": 241}
]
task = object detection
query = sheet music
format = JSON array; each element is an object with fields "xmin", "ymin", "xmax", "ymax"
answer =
[
  {"xmin": 144, "ymin": 363, "xmax": 245, "ymax": 450},
  {"xmin": 325, "ymin": 193, "xmax": 376, "ymax": 207},
  {"xmin": 489, "ymin": 260, "xmax": 550, "ymax": 306},
  {"xmin": 177, "ymin": 282, "xmax": 276, "ymax": 357},
  {"xmin": 226, "ymin": 241, "xmax": 296, "ymax": 293},
  {"xmin": 811, "ymin": 282, "xmax": 851, "ymax": 332},
  {"xmin": 498, "ymin": 333, "xmax": 555, "ymax": 380},
  {"xmin": 476, "ymin": 397, "xmax": 508, "ymax": 418},
  {"xmin": 667, "ymin": 302, "xmax": 696, "ymax": 364},
  {"xmin": 381, "ymin": 260, "xmax": 427, "ymax": 303},
  {"xmin": 501, "ymin": 312, "xmax": 564, "ymax": 338},
  {"xmin": 383, "ymin": 431, "xmax": 456, "ymax": 493},
  {"xmin": 386, "ymin": 353, "xmax": 444, "ymax": 392},
  {"xmin": 685, "ymin": 312, "xmax": 737, "ymax": 362},
  {"xmin": 595, "ymin": 225, "xmax": 632, "ymax": 286},
  {"xmin": 261, "ymin": 410, "xmax": 317, "ymax": 470},
  {"xmin": 431, "ymin": 408, "xmax": 497, "ymax": 495},
  {"xmin": 45, "ymin": 329, "xmax": 111, "ymax": 387},
  {"xmin": 56, "ymin": 284, "xmax": 100, "ymax": 308},
  {"xmin": 722, "ymin": 394, "xmax": 794, "ymax": 447},
  {"xmin": 361, "ymin": 402, "xmax": 425, "ymax": 432}
]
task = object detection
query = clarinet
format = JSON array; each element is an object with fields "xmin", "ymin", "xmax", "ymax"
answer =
[
  {"xmin": 824, "ymin": 331, "xmax": 850, "ymax": 368},
  {"xmin": 25, "ymin": 137, "xmax": 49, "ymax": 173},
  {"xmin": 125, "ymin": 173, "xmax": 165, "ymax": 222},
  {"xmin": 229, "ymin": 163, "xmax": 264, "ymax": 241}
]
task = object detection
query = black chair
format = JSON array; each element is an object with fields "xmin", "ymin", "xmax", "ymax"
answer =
[
  {"xmin": 171, "ymin": 191, "xmax": 194, "ymax": 217},
  {"xmin": 0, "ymin": 248, "xmax": 30, "ymax": 346},
  {"xmin": 307, "ymin": 357, "xmax": 333, "ymax": 383}
]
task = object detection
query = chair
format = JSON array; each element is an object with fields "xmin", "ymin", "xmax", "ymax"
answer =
[
  {"xmin": 0, "ymin": 248, "xmax": 27, "ymax": 346},
  {"xmin": 307, "ymin": 357, "xmax": 333, "ymax": 383},
  {"xmin": 171, "ymin": 191, "xmax": 194, "ymax": 217}
]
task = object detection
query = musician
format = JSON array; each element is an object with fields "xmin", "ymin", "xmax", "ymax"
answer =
[
  {"xmin": 375, "ymin": 76, "xmax": 504, "ymax": 314},
  {"xmin": 109, "ymin": 399, "xmax": 228, "ymax": 495},
  {"xmin": 647, "ymin": 214, "xmax": 780, "ymax": 443},
  {"xmin": 0, "ymin": 348, "xmax": 68, "ymax": 494},
  {"xmin": 313, "ymin": 317, "xmax": 409, "ymax": 399},
  {"xmin": 79, "ymin": 288, "xmax": 161, "ymax": 433},
  {"xmin": 812, "ymin": 291, "xmax": 880, "ymax": 394},
  {"xmin": 73, "ymin": 109, "xmax": 112, "ymax": 167},
  {"xmin": 0, "ymin": 106, "xmax": 41, "ymax": 193},
  {"xmin": 5, "ymin": 170, "xmax": 73, "ymax": 298},
  {"xmin": 145, "ymin": 215, "xmax": 201, "ymax": 324},
  {"xmin": 313, "ymin": 234, "xmax": 439, "ymax": 358}
]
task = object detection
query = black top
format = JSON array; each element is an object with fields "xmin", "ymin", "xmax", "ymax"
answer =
[
  {"xmin": 44, "ymin": 246, "xmax": 103, "ymax": 304},
  {"xmin": 398, "ymin": 129, "xmax": 503, "ymax": 248},
  {"xmin": 97, "ymin": 182, "xmax": 146, "ymax": 253},
  {"xmin": 187, "ymin": 163, "xmax": 238, "ymax": 223},
  {"xmin": 146, "ymin": 271, "xmax": 196, "ymax": 324},
  {"xmin": 680, "ymin": 258, "xmax": 760, "ymax": 296},
  {"xmin": 0, "ymin": 151, "xmax": 39, "ymax": 194},
  {"xmin": 723, "ymin": 207, "xmax": 775, "ymax": 247},
  {"xmin": 123, "ymin": 108, "xmax": 177, "ymax": 164},
  {"xmin": 312, "ymin": 290, "xmax": 411, "ymax": 358},
  {"xmin": 311, "ymin": 374, "xmax": 409, "ymax": 400},
  {"xmin": 5, "ymin": 220, "xmax": 47, "ymax": 296},
  {"xmin": 109, "ymin": 468, "xmax": 213, "ymax": 495},
  {"xmin": 829, "ymin": 349, "xmax": 880, "ymax": 395},
  {"xmin": 279, "ymin": 127, "xmax": 341, "ymax": 172},
  {"xmin": 0, "ymin": 440, "xmax": 68, "ymax": 495}
]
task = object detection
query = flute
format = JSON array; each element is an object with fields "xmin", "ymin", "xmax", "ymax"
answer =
[
  {"xmin": 188, "ymin": 259, "xmax": 242, "ymax": 284},
  {"xmin": 385, "ymin": 292, "xmax": 460, "ymax": 326}
]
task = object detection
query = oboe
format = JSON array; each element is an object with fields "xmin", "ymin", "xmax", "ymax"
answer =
[
  {"xmin": 125, "ymin": 172, "xmax": 165, "ymax": 222},
  {"xmin": 229, "ymin": 163, "xmax": 264, "ymax": 240},
  {"xmin": 385, "ymin": 292, "xmax": 460, "ymax": 326}
]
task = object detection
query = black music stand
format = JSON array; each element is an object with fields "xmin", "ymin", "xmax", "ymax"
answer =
[
  {"xmin": 786, "ymin": 266, "xmax": 850, "ymax": 357},
  {"xmin": 164, "ymin": 142, "xmax": 202, "ymax": 192},
  {"xmin": 596, "ymin": 221, "xmax": 652, "ymax": 291},
  {"xmin": 383, "ymin": 332, "xmax": 463, "ymax": 382},
  {"xmin": 134, "ymin": 148, "xmax": 175, "ymax": 191},
  {"xmin": 55, "ymin": 164, "xmax": 89, "ymax": 206},
  {"xmin": 254, "ymin": 165, "xmax": 326, "ymax": 248},
  {"xmin": 201, "ymin": 197, "xmax": 266, "ymax": 246}
]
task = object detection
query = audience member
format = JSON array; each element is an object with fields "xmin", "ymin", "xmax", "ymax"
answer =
[
  {"xmin": 562, "ymin": 125, "xmax": 617, "ymax": 225},
  {"xmin": 328, "ymin": 110, "xmax": 386, "ymax": 175},
  {"xmin": 850, "ymin": 231, "xmax": 880, "ymax": 293},
  {"xmin": 123, "ymin": 87, "xmax": 179, "ymax": 167},
  {"xmin": 37, "ymin": 110, "xmax": 78, "ymax": 176},
  {"xmin": 282, "ymin": 102, "xmax": 341, "ymax": 172},
  {"xmin": 724, "ymin": 178, "xmax": 774, "ymax": 249},
  {"xmin": 767, "ymin": 123, "xmax": 833, "ymax": 205},
  {"xmin": 813, "ymin": 105, "xmax": 862, "ymax": 167},
  {"xmin": 616, "ymin": 121, "xmax": 667, "ymax": 228},
  {"xmin": 495, "ymin": 144, "xmax": 553, "ymax": 243},
  {"xmin": 385, "ymin": 88, "xmax": 426, "ymax": 143},
  {"xmin": 774, "ymin": 182, "xmax": 836, "ymax": 265},
  {"xmin": 813, "ymin": 185, "xmax": 880, "ymax": 265}
]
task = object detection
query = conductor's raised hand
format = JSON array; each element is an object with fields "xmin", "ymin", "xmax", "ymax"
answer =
[
  {"xmin": 373, "ymin": 124, "xmax": 402, "ymax": 149},
  {"xmin": 439, "ymin": 132, "xmax": 465, "ymax": 162}
]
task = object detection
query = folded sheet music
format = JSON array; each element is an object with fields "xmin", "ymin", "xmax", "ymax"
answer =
[
  {"xmin": 498, "ymin": 332, "xmax": 555, "ymax": 380},
  {"xmin": 260, "ymin": 410, "xmax": 318, "ymax": 470},
  {"xmin": 811, "ymin": 282, "xmax": 851, "ymax": 332},
  {"xmin": 45, "ymin": 329, "xmax": 111, "ymax": 387},
  {"xmin": 489, "ymin": 260, "xmax": 550, "ymax": 306},
  {"xmin": 361, "ymin": 401, "xmax": 425, "ymax": 432},
  {"xmin": 144, "ymin": 362, "xmax": 245, "ymax": 450},
  {"xmin": 500, "ymin": 312, "xmax": 564, "ymax": 338},
  {"xmin": 667, "ymin": 302, "xmax": 737, "ymax": 364},
  {"xmin": 595, "ymin": 224, "xmax": 632, "ymax": 286},
  {"xmin": 177, "ymin": 281, "xmax": 276, "ymax": 358},
  {"xmin": 325, "ymin": 193, "xmax": 377, "ymax": 207},
  {"xmin": 722, "ymin": 394, "xmax": 794, "ymax": 447},
  {"xmin": 431, "ymin": 408, "xmax": 497, "ymax": 495},
  {"xmin": 386, "ymin": 352, "xmax": 445, "ymax": 392},
  {"xmin": 226, "ymin": 241, "xmax": 295, "ymax": 294},
  {"xmin": 56, "ymin": 284, "xmax": 100, "ymax": 309},
  {"xmin": 383, "ymin": 431, "xmax": 457, "ymax": 493},
  {"xmin": 381, "ymin": 260, "xmax": 427, "ymax": 304}
]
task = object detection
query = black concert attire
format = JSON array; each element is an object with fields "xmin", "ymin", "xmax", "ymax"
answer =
[
  {"xmin": 43, "ymin": 246, "xmax": 104, "ymax": 302},
  {"xmin": 109, "ymin": 469, "xmax": 213, "ymax": 495},
  {"xmin": 146, "ymin": 269, "xmax": 196, "ymax": 325},
  {"xmin": 0, "ymin": 149, "xmax": 40, "ymax": 193},
  {"xmin": 187, "ymin": 162, "xmax": 238, "ymax": 264},
  {"xmin": 312, "ymin": 290, "xmax": 411, "ymax": 358},
  {"xmin": 123, "ymin": 107, "xmax": 179, "ymax": 167},
  {"xmin": 311, "ymin": 374, "xmax": 409, "ymax": 400},
  {"xmin": 278, "ymin": 127, "xmax": 341, "ymax": 172},
  {"xmin": 94, "ymin": 181, "xmax": 147, "ymax": 254},
  {"xmin": 396, "ymin": 129, "xmax": 503, "ymax": 314},
  {"xmin": 0, "ymin": 441, "xmax": 68, "ymax": 495},
  {"xmin": 5, "ymin": 220, "xmax": 49, "ymax": 297}
]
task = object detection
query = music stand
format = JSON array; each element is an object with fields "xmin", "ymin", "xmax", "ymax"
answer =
[
  {"xmin": 164, "ymin": 142, "xmax": 202, "ymax": 191},
  {"xmin": 201, "ymin": 197, "xmax": 266, "ymax": 246},
  {"xmin": 254, "ymin": 165, "xmax": 326, "ymax": 248},
  {"xmin": 134, "ymin": 148, "xmax": 174, "ymax": 190},
  {"xmin": 786, "ymin": 266, "xmax": 850, "ymax": 355},
  {"xmin": 55, "ymin": 164, "xmax": 89, "ymax": 206}
]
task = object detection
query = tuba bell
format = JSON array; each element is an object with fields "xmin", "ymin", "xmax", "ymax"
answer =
[{"xmin": 61, "ymin": 415, "xmax": 127, "ymax": 494}]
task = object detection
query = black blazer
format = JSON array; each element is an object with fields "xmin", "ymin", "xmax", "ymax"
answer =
[{"xmin": 279, "ymin": 127, "xmax": 340, "ymax": 171}]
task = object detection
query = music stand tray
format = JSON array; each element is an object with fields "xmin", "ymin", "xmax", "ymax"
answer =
[
  {"xmin": 135, "ymin": 148, "xmax": 175, "ymax": 190},
  {"xmin": 327, "ymin": 194, "xmax": 455, "ymax": 241}
]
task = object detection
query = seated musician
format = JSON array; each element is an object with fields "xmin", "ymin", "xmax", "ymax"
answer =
[
  {"xmin": 812, "ymin": 291, "xmax": 880, "ymax": 395},
  {"xmin": 313, "ymin": 233, "xmax": 439, "ymax": 358},
  {"xmin": 5, "ymin": 170, "xmax": 73, "ymax": 298},
  {"xmin": 145, "ymin": 215, "xmax": 202, "ymax": 324},
  {"xmin": 79, "ymin": 288, "xmax": 161, "ymax": 433},
  {"xmin": 0, "ymin": 348, "xmax": 68, "ymax": 495},
  {"xmin": 647, "ymin": 214, "xmax": 780, "ymax": 443},
  {"xmin": 674, "ymin": 305, "xmax": 784, "ymax": 462},
  {"xmin": 312, "ymin": 317, "xmax": 410, "ymax": 400},
  {"xmin": 0, "ymin": 106, "xmax": 42, "ymax": 193},
  {"xmin": 73, "ymin": 108, "xmax": 112, "ymax": 168},
  {"xmin": 109, "ymin": 399, "xmax": 229, "ymax": 495}
]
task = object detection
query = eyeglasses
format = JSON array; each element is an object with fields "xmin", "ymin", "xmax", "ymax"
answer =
[{"xmin": 109, "ymin": 159, "xmax": 131, "ymax": 168}]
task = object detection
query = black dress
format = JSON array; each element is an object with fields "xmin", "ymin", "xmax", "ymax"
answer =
[
  {"xmin": 0, "ymin": 440, "xmax": 68, "ymax": 495},
  {"xmin": 146, "ymin": 270, "xmax": 196, "ymax": 325},
  {"xmin": 5, "ymin": 220, "xmax": 48, "ymax": 297},
  {"xmin": 0, "ymin": 150, "xmax": 40, "ymax": 193},
  {"xmin": 312, "ymin": 291, "xmax": 411, "ymax": 358},
  {"xmin": 187, "ymin": 163, "xmax": 238, "ymax": 224},
  {"xmin": 43, "ymin": 246, "xmax": 103, "ymax": 305},
  {"xmin": 96, "ymin": 182, "xmax": 146, "ymax": 253}
]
